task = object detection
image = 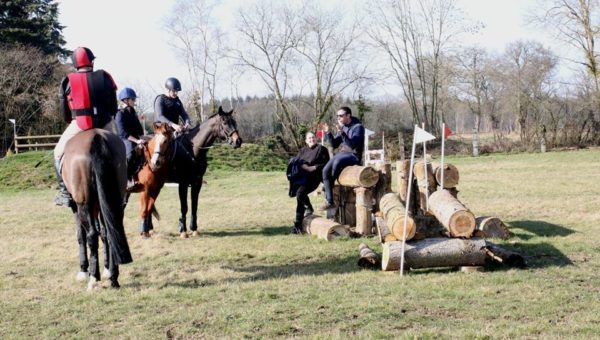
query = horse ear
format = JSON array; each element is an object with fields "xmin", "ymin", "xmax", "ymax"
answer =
[
  {"xmin": 218, "ymin": 106, "xmax": 224, "ymax": 115},
  {"xmin": 153, "ymin": 121, "xmax": 161, "ymax": 130}
]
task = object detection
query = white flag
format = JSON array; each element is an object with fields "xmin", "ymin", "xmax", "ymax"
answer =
[
  {"xmin": 8, "ymin": 119, "xmax": 15, "ymax": 124},
  {"xmin": 414, "ymin": 126, "xmax": 435, "ymax": 143}
]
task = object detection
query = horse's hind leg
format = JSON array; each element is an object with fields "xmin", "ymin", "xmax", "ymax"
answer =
[
  {"xmin": 83, "ymin": 212, "xmax": 100, "ymax": 285},
  {"xmin": 98, "ymin": 215, "xmax": 120, "ymax": 288},
  {"xmin": 178, "ymin": 183, "xmax": 189, "ymax": 236},
  {"xmin": 74, "ymin": 211, "xmax": 89, "ymax": 281},
  {"xmin": 190, "ymin": 182, "xmax": 203, "ymax": 235}
]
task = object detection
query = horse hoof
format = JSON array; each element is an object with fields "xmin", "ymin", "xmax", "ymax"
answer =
[
  {"xmin": 102, "ymin": 267, "xmax": 112, "ymax": 279},
  {"xmin": 180, "ymin": 232, "xmax": 189, "ymax": 239},
  {"xmin": 87, "ymin": 277, "xmax": 99, "ymax": 291},
  {"xmin": 110, "ymin": 280, "xmax": 121, "ymax": 289},
  {"xmin": 149, "ymin": 230, "xmax": 155, "ymax": 235},
  {"xmin": 76, "ymin": 271, "xmax": 89, "ymax": 282},
  {"xmin": 141, "ymin": 231, "xmax": 151, "ymax": 239},
  {"xmin": 191, "ymin": 230, "xmax": 200, "ymax": 237}
]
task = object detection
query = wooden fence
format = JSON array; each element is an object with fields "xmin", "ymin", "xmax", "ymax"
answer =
[{"xmin": 14, "ymin": 134, "xmax": 60, "ymax": 154}]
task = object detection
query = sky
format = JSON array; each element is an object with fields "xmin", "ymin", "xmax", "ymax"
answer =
[{"xmin": 57, "ymin": 0, "xmax": 562, "ymax": 102}]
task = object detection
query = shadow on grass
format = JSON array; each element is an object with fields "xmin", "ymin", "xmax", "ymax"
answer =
[
  {"xmin": 485, "ymin": 241, "xmax": 573, "ymax": 271},
  {"xmin": 163, "ymin": 254, "xmax": 358, "ymax": 289},
  {"xmin": 508, "ymin": 220, "xmax": 575, "ymax": 240},
  {"xmin": 201, "ymin": 225, "xmax": 291, "ymax": 237}
]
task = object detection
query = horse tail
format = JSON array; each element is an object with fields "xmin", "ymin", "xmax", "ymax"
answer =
[
  {"xmin": 91, "ymin": 134, "xmax": 133, "ymax": 265},
  {"xmin": 151, "ymin": 205, "xmax": 160, "ymax": 220}
]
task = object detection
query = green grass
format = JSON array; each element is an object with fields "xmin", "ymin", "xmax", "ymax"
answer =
[{"xmin": 1, "ymin": 149, "xmax": 599, "ymax": 338}]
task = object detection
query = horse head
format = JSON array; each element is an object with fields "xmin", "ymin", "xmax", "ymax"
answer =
[
  {"xmin": 216, "ymin": 106, "xmax": 242, "ymax": 148},
  {"xmin": 148, "ymin": 122, "xmax": 174, "ymax": 171}
]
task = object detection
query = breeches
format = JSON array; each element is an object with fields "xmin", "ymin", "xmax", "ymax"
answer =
[
  {"xmin": 54, "ymin": 119, "xmax": 116, "ymax": 161},
  {"xmin": 322, "ymin": 152, "xmax": 360, "ymax": 203}
]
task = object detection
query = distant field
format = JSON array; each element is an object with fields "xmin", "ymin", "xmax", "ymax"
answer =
[{"xmin": 0, "ymin": 149, "xmax": 599, "ymax": 338}]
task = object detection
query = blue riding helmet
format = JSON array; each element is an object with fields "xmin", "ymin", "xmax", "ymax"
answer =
[{"xmin": 118, "ymin": 87, "xmax": 137, "ymax": 101}]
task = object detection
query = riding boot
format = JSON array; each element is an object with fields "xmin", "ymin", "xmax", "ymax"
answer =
[
  {"xmin": 291, "ymin": 221, "xmax": 303, "ymax": 234},
  {"xmin": 53, "ymin": 159, "xmax": 73, "ymax": 207}
]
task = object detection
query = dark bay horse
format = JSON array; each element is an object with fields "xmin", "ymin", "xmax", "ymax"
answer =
[
  {"xmin": 62, "ymin": 129, "xmax": 132, "ymax": 290},
  {"xmin": 169, "ymin": 106, "xmax": 242, "ymax": 238},
  {"xmin": 133, "ymin": 122, "xmax": 174, "ymax": 237}
]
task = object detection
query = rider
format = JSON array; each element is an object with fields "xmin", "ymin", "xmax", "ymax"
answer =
[
  {"xmin": 154, "ymin": 77, "xmax": 192, "ymax": 133},
  {"xmin": 115, "ymin": 87, "xmax": 145, "ymax": 191},
  {"xmin": 53, "ymin": 47, "xmax": 118, "ymax": 207}
]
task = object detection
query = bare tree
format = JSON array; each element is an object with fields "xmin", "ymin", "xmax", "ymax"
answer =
[
  {"xmin": 536, "ymin": 0, "xmax": 600, "ymax": 143},
  {"xmin": 164, "ymin": 0, "xmax": 224, "ymax": 122},
  {"xmin": 295, "ymin": 2, "xmax": 371, "ymax": 129},
  {"xmin": 367, "ymin": 0, "xmax": 470, "ymax": 134},
  {"xmin": 234, "ymin": 1, "xmax": 303, "ymax": 149}
]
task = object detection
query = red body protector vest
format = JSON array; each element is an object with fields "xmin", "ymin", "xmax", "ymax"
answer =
[{"xmin": 66, "ymin": 71, "xmax": 117, "ymax": 130}]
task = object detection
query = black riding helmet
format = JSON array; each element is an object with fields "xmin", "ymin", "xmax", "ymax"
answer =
[{"xmin": 165, "ymin": 77, "xmax": 182, "ymax": 91}]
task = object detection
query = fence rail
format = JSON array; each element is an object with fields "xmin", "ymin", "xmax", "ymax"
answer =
[{"xmin": 14, "ymin": 134, "xmax": 60, "ymax": 153}]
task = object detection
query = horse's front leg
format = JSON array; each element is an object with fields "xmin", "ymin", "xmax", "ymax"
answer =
[
  {"xmin": 189, "ymin": 181, "xmax": 203, "ymax": 236},
  {"xmin": 74, "ymin": 210, "xmax": 89, "ymax": 281},
  {"xmin": 178, "ymin": 182, "xmax": 189, "ymax": 238},
  {"xmin": 139, "ymin": 190, "xmax": 152, "ymax": 238}
]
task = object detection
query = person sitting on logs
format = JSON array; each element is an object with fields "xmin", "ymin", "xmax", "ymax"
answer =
[
  {"xmin": 286, "ymin": 132, "xmax": 330, "ymax": 234},
  {"xmin": 319, "ymin": 106, "xmax": 365, "ymax": 211},
  {"xmin": 115, "ymin": 87, "xmax": 146, "ymax": 192}
]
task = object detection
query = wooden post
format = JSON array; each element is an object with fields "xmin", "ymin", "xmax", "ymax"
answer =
[
  {"xmin": 398, "ymin": 131, "xmax": 405, "ymax": 160},
  {"xmin": 413, "ymin": 161, "xmax": 435, "ymax": 214},
  {"xmin": 428, "ymin": 189, "xmax": 476, "ymax": 237},
  {"xmin": 354, "ymin": 187, "xmax": 373, "ymax": 236},
  {"xmin": 396, "ymin": 160, "xmax": 411, "ymax": 203}
]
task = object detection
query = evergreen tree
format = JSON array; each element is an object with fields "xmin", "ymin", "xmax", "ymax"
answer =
[{"xmin": 0, "ymin": 0, "xmax": 67, "ymax": 57}]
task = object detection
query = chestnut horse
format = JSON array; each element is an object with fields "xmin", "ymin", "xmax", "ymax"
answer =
[
  {"xmin": 169, "ymin": 106, "xmax": 242, "ymax": 238},
  {"xmin": 134, "ymin": 122, "xmax": 174, "ymax": 237},
  {"xmin": 62, "ymin": 129, "xmax": 132, "ymax": 290}
]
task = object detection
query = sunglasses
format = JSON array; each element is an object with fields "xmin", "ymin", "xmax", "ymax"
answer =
[{"xmin": 337, "ymin": 113, "xmax": 346, "ymax": 117}]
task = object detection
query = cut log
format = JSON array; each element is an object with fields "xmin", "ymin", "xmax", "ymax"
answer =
[
  {"xmin": 357, "ymin": 243, "xmax": 381, "ymax": 269},
  {"xmin": 381, "ymin": 238, "xmax": 487, "ymax": 271},
  {"xmin": 375, "ymin": 215, "xmax": 397, "ymax": 243},
  {"xmin": 396, "ymin": 160, "xmax": 411, "ymax": 202},
  {"xmin": 431, "ymin": 162, "xmax": 459, "ymax": 188},
  {"xmin": 379, "ymin": 193, "xmax": 416, "ymax": 241},
  {"xmin": 333, "ymin": 185, "xmax": 356, "ymax": 227},
  {"xmin": 428, "ymin": 190, "xmax": 475, "ymax": 237},
  {"xmin": 414, "ymin": 162, "xmax": 435, "ymax": 213},
  {"xmin": 302, "ymin": 215, "xmax": 349, "ymax": 241},
  {"xmin": 354, "ymin": 187, "xmax": 373, "ymax": 235},
  {"xmin": 476, "ymin": 216, "xmax": 512, "ymax": 239},
  {"xmin": 336, "ymin": 165, "xmax": 379, "ymax": 188}
]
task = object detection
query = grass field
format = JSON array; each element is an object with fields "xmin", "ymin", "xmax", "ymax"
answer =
[{"xmin": 1, "ymin": 149, "xmax": 599, "ymax": 338}]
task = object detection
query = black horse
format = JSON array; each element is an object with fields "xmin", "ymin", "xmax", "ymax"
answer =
[{"xmin": 169, "ymin": 106, "xmax": 242, "ymax": 237}]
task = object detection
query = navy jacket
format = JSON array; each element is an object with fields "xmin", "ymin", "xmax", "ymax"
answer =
[
  {"xmin": 154, "ymin": 94, "xmax": 191, "ymax": 126},
  {"xmin": 115, "ymin": 106, "xmax": 144, "ymax": 140},
  {"xmin": 325, "ymin": 116, "xmax": 365, "ymax": 160}
]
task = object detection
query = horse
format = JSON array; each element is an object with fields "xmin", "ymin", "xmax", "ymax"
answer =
[
  {"xmin": 133, "ymin": 122, "xmax": 174, "ymax": 237},
  {"xmin": 169, "ymin": 106, "xmax": 242, "ymax": 238},
  {"xmin": 61, "ymin": 129, "xmax": 132, "ymax": 290}
]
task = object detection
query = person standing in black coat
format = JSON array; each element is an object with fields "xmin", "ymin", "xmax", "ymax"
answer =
[{"xmin": 288, "ymin": 132, "xmax": 330, "ymax": 234}]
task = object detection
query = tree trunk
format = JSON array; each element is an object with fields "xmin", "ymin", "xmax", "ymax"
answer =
[
  {"xmin": 372, "ymin": 162, "xmax": 392, "ymax": 212},
  {"xmin": 428, "ymin": 190, "xmax": 475, "ymax": 237},
  {"xmin": 431, "ymin": 162, "xmax": 459, "ymax": 188},
  {"xmin": 354, "ymin": 187, "xmax": 373, "ymax": 236},
  {"xmin": 381, "ymin": 238, "xmax": 487, "ymax": 271},
  {"xmin": 357, "ymin": 243, "xmax": 381, "ymax": 269},
  {"xmin": 379, "ymin": 193, "xmax": 416, "ymax": 241},
  {"xmin": 302, "ymin": 215, "xmax": 349, "ymax": 241},
  {"xmin": 337, "ymin": 165, "xmax": 379, "ymax": 188},
  {"xmin": 483, "ymin": 242, "xmax": 525, "ymax": 268},
  {"xmin": 475, "ymin": 216, "xmax": 512, "ymax": 240}
]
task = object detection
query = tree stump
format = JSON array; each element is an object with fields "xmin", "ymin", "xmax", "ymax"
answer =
[
  {"xmin": 414, "ymin": 162, "xmax": 435, "ymax": 213},
  {"xmin": 431, "ymin": 162, "xmax": 459, "ymax": 188},
  {"xmin": 428, "ymin": 189, "xmax": 475, "ymax": 237},
  {"xmin": 476, "ymin": 216, "xmax": 512, "ymax": 239},
  {"xmin": 354, "ymin": 187, "xmax": 373, "ymax": 235}
]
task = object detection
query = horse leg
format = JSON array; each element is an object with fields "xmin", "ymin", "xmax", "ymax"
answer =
[
  {"xmin": 178, "ymin": 182, "xmax": 189, "ymax": 238},
  {"xmin": 190, "ymin": 182, "xmax": 202, "ymax": 236},
  {"xmin": 85, "ymin": 214, "xmax": 101, "ymax": 290},
  {"xmin": 97, "ymin": 216, "xmax": 111, "ymax": 279},
  {"xmin": 74, "ymin": 210, "xmax": 89, "ymax": 281},
  {"xmin": 139, "ymin": 190, "xmax": 151, "ymax": 238}
]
